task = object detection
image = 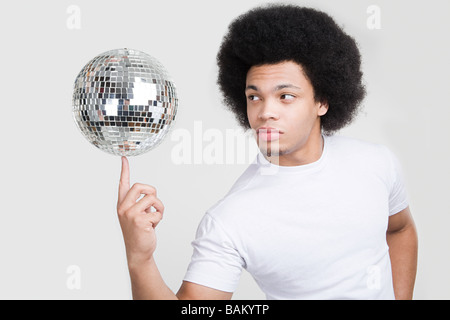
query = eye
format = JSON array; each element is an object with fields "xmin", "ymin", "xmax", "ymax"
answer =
[
  {"xmin": 247, "ymin": 95, "xmax": 260, "ymax": 101},
  {"xmin": 281, "ymin": 94, "xmax": 295, "ymax": 100}
]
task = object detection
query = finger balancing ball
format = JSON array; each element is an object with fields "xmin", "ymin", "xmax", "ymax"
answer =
[{"xmin": 72, "ymin": 48, "xmax": 178, "ymax": 156}]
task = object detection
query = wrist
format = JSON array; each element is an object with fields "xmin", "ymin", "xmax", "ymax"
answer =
[{"xmin": 127, "ymin": 253, "xmax": 155, "ymax": 271}]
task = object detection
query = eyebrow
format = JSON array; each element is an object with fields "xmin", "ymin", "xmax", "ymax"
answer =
[
  {"xmin": 245, "ymin": 85, "xmax": 258, "ymax": 91},
  {"xmin": 245, "ymin": 84, "xmax": 301, "ymax": 92}
]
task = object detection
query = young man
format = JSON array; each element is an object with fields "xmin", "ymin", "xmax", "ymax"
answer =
[{"xmin": 117, "ymin": 5, "xmax": 418, "ymax": 299}]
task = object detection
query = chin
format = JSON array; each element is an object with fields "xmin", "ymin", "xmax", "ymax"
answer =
[{"xmin": 259, "ymin": 145, "xmax": 286, "ymax": 157}]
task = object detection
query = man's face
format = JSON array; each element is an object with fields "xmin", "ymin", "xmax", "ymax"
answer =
[{"xmin": 246, "ymin": 60, "xmax": 328, "ymax": 165}]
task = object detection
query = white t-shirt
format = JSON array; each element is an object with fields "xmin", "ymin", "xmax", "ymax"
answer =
[{"xmin": 183, "ymin": 135, "xmax": 409, "ymax": 299}]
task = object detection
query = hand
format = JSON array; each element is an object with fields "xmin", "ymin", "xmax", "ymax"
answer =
[{"xmin": 117, "ymin": 156, "xmax": 164, "ymax": 266}]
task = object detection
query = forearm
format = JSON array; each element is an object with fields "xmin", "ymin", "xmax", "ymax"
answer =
[
  {"xmin": 387, "ymin": 225, "xmax": 418, "ymax": 300},
  {"xmin": 128, "ymin": 257, "xmax": 178, "ymax": 300}
]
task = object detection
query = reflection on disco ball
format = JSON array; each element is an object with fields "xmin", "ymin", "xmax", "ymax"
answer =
[{"xmin": 72, "ymin": 48, "xmax": 178, "ymax": 156}]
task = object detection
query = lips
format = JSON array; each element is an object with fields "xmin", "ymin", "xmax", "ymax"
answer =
[{"xmin": 256, "ymin": 127, "xmax": 283, "ymax": 142}]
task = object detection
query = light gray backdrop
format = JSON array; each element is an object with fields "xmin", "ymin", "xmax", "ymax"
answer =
[{"xmin": 0, "ymin": 0, "xmax": 448, "ymax": 299}]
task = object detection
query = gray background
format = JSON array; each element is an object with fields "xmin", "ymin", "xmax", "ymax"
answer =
[{"xmin": 0, "ymin": 0, "xmax": 449, "ymax": 299}]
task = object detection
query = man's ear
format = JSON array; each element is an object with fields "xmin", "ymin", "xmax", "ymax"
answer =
[{"xmin": 318, "ymin": 101, "xmax": 329, "ymax": 117}]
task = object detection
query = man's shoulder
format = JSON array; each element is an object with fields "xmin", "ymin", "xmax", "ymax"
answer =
[
  {"xmin": 329, "ymin": 134, "xmax": 391, "ymax": 159},
  {"xmin": 329, "ymin": 135, "xmax": 400, "ymax": 185},
  {"xmin": 330, "ymin": 134, "xmax": 385, "ymax": 150}
]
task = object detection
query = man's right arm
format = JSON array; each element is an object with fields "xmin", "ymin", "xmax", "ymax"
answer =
[
  {"xmin": 127, "ymin": 257, "xmax": 177, "ymax": 300},
  {"xmin": 128, "ymin": 257, "xmax": 232, "ymax": 300},
  {"xmin": 118, "ymin": 156, "xmax": 232, "ymax": 300}
]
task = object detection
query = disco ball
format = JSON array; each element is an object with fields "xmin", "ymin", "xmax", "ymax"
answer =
[{"xmin": 72, "ymin": 48, "xmax": 178, "ymax": 156}]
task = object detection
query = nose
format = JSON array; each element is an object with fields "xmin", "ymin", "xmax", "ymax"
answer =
[{"xmin": 258, "ymin": 101, "xmax": 280, "ymax": 121}]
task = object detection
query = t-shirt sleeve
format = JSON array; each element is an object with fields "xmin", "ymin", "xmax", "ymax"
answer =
[
  {"xmin": 385, "ymin": 147, "xmax": 409, "ymax": 216},
  {"xmin": 183, "ymin": 213, "xmax": 245, "ymax": 293}
]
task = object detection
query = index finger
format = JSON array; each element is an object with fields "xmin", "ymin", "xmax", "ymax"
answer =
[{"xmin": 118, "ymin": 156, "xmax": 130, "ymax": 204}]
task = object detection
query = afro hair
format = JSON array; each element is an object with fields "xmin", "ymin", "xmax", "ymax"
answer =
[{"xmin": 217, "ymin": 4, "xmax": 366, "ymax": 135}]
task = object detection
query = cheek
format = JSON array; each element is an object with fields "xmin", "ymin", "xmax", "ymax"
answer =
[
  {"xmin": 287, "ymin": 105, "xmax": 312, "ymax": 122},
  {"xmin": 284, "ymin": 105, "xmax": 317, "ymax": 132}
]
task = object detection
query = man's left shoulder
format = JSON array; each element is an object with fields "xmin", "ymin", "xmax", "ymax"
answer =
[
  {"xmin": 330, "ymin": 135, "xmax": 391, "ymax": 158},
  {"xmin": 328, "ymin": 135, "xmax": 399, "ymax": 174}
]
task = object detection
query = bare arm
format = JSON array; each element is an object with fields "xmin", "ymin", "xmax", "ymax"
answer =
[
  {"xmin": 127, "ymin": 258, "xmax": 232, "ymax": 300},
  {"xmin": 386, "ymin": 206, "xmax": 418, "ymax": 300},
  {"xmin": 117, "ymin": 156, "xmax": 232, "ymax": 300}
]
